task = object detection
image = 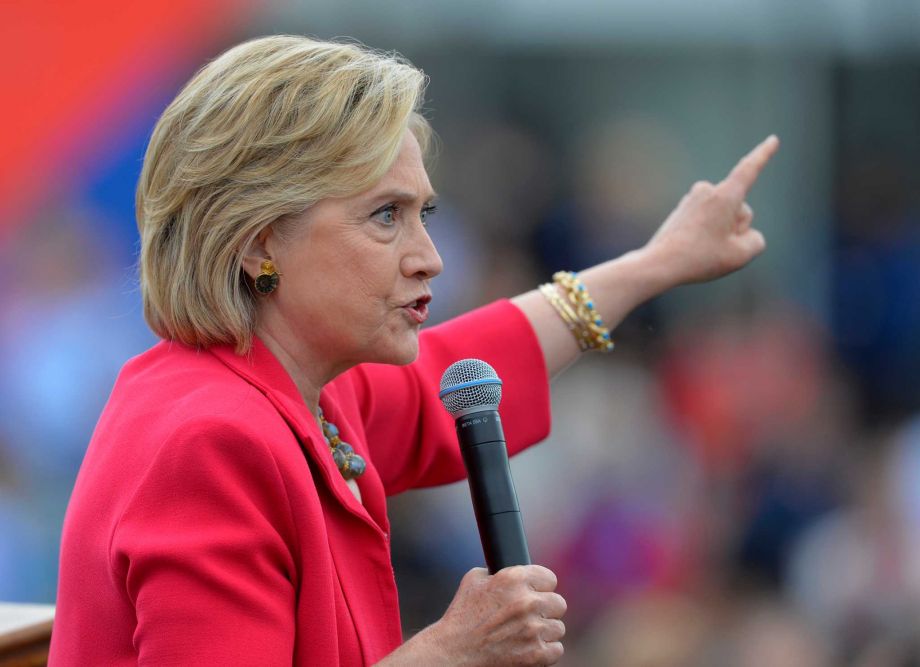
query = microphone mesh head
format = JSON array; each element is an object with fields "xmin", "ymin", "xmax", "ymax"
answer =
[{"xmin": 439, "ymin": 359, "xmax": 503, "ymax": 417}]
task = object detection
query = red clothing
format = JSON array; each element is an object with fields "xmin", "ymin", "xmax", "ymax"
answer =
[{"xmin": 50, "ymin": 300, "xmax": 550, "ymax": 666}]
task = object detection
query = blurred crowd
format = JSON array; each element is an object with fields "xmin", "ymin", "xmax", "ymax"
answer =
[{"xmin": 1, "ymin": 24, "xmax": 919, "ymax": 667}]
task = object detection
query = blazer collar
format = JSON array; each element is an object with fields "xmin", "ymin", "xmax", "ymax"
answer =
[{"xmin": 208, "ymin": 337, "xmax": 386, "ymax": 537}]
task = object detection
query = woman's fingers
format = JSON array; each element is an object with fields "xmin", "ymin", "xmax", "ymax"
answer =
[
  {"xmin": 542, "ymin": 640, "xmax": 565, "ymax": 665},
  {"xmin": 460, "ymin": 567, "xmax": 490, "ymax": 588},
  {"xmin": 720, "ymin": 135, "xmax": 780, "ymax": 201},
  {"xmin": 736, "ymin": 228, "xmax": 767, "ymax": 258},
  {"xmin": 540, "ymin": 618, "xmax": 566, "ymax": 642},
  {"xmin": 540, "ymin": 592, "xmax": 567, "ymax": 619},
  {"xmin": 514, "ymin": 564, "xmax": 557, "ymax": 592},
  {"xmin": 736, "ymin": 201, "xmax": 754, "ymax": 231}
]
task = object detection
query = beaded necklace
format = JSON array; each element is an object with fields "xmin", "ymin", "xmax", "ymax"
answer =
[{"xmin": 318, "ymin": 408, "xmax": 366, "ymax": 480}]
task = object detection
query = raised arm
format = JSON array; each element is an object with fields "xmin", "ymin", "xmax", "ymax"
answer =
[{"xmin": 512, "ymin": 135, "xmax": 780, "ymax": 377}]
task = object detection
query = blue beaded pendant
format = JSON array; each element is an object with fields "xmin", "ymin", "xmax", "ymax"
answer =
[{"xmin": 318, "ymin": 408, "xmax": 366, "ymax": 480}]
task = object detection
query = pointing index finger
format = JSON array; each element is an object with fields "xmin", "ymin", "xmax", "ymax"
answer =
[{"xmin": 719, "ymin": 135, "xmax": 780, "ymax": 200}]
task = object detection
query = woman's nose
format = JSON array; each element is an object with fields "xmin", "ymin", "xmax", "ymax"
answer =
[{"xmin": 401, "ymin": 222, "xmax": 443, "ymax": 280}]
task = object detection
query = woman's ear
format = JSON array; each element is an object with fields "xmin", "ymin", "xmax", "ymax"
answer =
[{"xmin": 241, "ymin": 226, "xmax": 273, "ymax": 280}]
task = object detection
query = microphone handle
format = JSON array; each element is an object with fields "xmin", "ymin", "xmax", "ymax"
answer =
[{"xmin": 456, "ymin": 409, "xmax": 531, "ymax": 574}]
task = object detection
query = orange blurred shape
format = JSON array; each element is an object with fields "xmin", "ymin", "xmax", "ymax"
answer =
[{"xmin": 0, "ymin": 0, "xmax": 255, "ymax": 241}]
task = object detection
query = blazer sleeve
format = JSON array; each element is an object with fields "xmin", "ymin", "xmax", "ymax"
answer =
[
  {"xmin": 109, "ymin": 417, "xmax": 298, "ymax": 666},
  {"xmin": 348, "ymin": 299, "xmax": 551, "ymax": 495}
]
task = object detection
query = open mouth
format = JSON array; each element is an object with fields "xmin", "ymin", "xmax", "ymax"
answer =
[{"xmin": 402, "ymin": 295, "xmax": 432, "ymax": 324}]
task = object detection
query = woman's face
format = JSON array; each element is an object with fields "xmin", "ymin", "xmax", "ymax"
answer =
[{"xmin": 259, "ymin": 132, "xmax": 443, "ymax": 369}]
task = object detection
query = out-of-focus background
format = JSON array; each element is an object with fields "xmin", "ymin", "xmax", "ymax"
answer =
[{"xmin": 2, "ymin": 1, "xmax": 919, "ymax": 664}]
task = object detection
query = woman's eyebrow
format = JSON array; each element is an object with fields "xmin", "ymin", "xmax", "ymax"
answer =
[{"xmin": 366, "ymin": 189, "xmax": 439, "ymax": 206}]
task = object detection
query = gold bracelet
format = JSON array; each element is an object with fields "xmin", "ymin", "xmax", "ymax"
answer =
[
  {"xmin": 539, "ymin": 283, "xmax": 590, "ymax": 351},
  {"xmin": 552, "ymin": 271, "xmax": 615, "ymax": 352}
]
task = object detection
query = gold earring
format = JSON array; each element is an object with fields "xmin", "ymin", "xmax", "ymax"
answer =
[{"xmin": 254, "ymin": 259, "xmax": 280, "ymax": 295}]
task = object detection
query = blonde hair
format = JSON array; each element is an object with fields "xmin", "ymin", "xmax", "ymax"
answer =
[{"xmin": 137, "ymin": 35, "xmax": 430, "ymax": 352}]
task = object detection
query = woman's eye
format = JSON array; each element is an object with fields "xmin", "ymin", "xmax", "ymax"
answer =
[
  {"xmin": 372, "ymin": 204, "xmax": 398, "ymax": 226},
  {"xmin": 420, "ymin": 205, "xmax": 438, "ymax": 226}
]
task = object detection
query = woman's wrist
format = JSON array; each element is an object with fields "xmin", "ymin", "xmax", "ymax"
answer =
[
  {"xmin": 631, "ymin": 243, "xmax": 686, "ymax": 295},
  {"xmin": 577, "ymin": 246, "xmax": 678, "ymax": 318},
  {"xmin": 375, "ymin": 621, "xmax": 453, "ymax": 666}
]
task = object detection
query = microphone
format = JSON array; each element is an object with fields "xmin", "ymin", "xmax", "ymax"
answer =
[{"xmin": 439, "ymin": 359, "xmax": 531, "ymax": 574}]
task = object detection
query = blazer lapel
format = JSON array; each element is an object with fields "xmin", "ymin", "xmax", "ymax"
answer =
[
  {"xmin": 208, "ymin": 339, "xmax": 382, "ymax": 534},
  {"xmin": 316, "ymin": 384, "xmax": 390, "ymax": 536}
]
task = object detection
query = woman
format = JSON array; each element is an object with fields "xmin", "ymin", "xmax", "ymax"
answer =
[{"xmin": 50, "ymin": 35, "xmax": 778, "ymax": 665}]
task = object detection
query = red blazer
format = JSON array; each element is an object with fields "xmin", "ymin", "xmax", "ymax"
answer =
[{"xmin": 50, "ymin": 300, "xmax": 551, "ymax": 666}]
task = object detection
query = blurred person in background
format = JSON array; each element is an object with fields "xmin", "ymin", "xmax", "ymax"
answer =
[
  {"xmin": 789, "ymin": 417, "xmax": 920, "ymax": 664},
  {"xmin": 658, "ymin": 301, "xmax": 852, "ymax": 588},
  {"xmin": 0, "ymin": 203, "xmax": 154, "ymax": 601},
  {"xmin": 537, "ymin": 116, "xmax": 691, "ymax": 272},
  {"xmin": 831, "ymin": 150, "xmax": 920, "ymax": 424},
  {"xmin": 575, "ymin": 592, "xmax": 714, "ymax": 666},
  {"xmin": 719, "ymin": 600, "xmax": 832, "ymax": 667},
  {"xmin": 49, "ymin": 35, "xmax": 778, "ymax": 665},
  {"xmin": 447, "ymin": 121, "xmax": 556, "ymax": 301}
]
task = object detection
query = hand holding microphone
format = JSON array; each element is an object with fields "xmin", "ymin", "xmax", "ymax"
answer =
[
  {"xmin": 382, "ymin": 359, "xmax": 566, "ymax": 666},
  {"xmin": 425, "ymin": 360, "xmax": 565, "ymax": 665}
]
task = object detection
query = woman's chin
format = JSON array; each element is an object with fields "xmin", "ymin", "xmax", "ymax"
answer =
[
  {"xmin": 389, "ymin": 339, "xmax": 420, "ymax": 366},
  {"xmin": 365, "ymin": 333, "xmax": 420, "ymax": 366}
]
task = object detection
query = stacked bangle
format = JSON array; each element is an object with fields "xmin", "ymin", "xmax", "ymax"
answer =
[
  {"xmin": 540, "ymin": 271, "xmax": 615, "ymax": 353},
  {"xmin": 538, "ymin": 283, "xmax": 588, "ymax": 351}
]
